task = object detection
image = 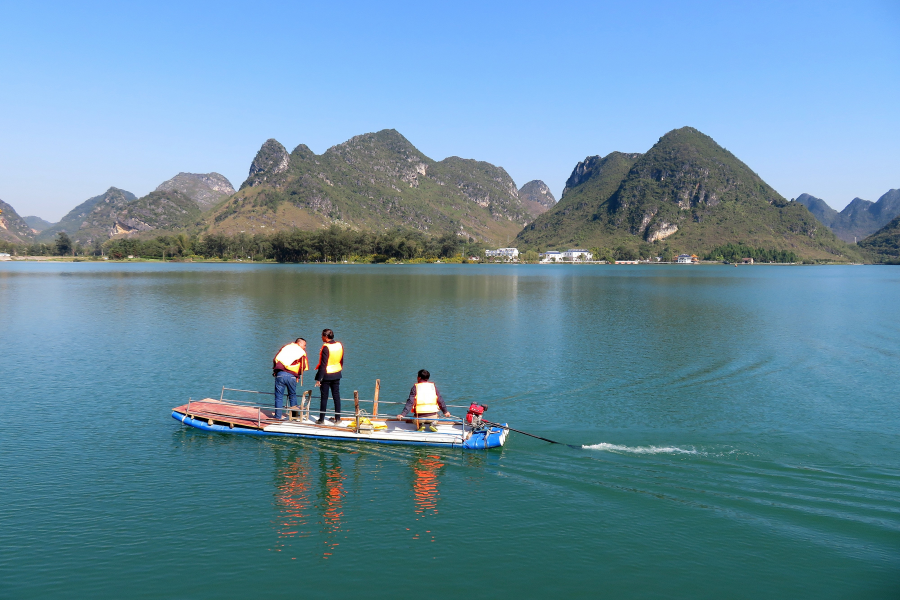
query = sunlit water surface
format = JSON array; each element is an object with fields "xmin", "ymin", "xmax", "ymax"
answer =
[{"xmin": 1, "ymin": 263, "xmax": 898, "ymax": 598}]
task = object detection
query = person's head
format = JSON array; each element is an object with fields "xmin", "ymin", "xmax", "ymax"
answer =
[
  {"xmin": 295, "ymin": 337, "xmax": 306, "ymax": 349},
  {"xmin": 417, "ymin": 369, "xmax": 430, "ymax": 382},
  {"xmin": 322, "ymin": 328, "xmax": 334, "ymax": 342}
]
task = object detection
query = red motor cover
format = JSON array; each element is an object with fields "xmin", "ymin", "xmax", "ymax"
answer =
[{"xmin": 465, "ymin": 403, "xmax": 487, "ymax": 424}]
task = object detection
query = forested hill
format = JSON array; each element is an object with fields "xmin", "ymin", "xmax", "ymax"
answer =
[
  {"xmin": 857, "ymin": 214, "xmax": 900, "ymax": 262},
  {"xmin": 38, "ymin": 188, "xmax": 137, "ymax": 242},
  {"xmin": 0, "ymin": 199, "xmax": 35, "ymax": 244},
  {"xmin": 517, "ymin": 127, "xmax": 861, "ymax": 262},
  {"xmin": 206, "ymin": 129, "xmax": 542, "ymax": 244}
]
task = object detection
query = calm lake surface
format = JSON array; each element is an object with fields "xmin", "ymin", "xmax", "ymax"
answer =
[{"xmin": 1, "ymin": 263, "xmax": 898, "ymax": 598}]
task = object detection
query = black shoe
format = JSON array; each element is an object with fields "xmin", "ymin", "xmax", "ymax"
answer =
[
  {"xmin": 331, "ymin": 416, "xmax": 341, "ymax": 424},
  {"xmin": 316, "ymin": 417, "xmax": 325, "ymax": 425}
]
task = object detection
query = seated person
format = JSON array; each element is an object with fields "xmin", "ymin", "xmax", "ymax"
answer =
[{"xmin": 396, "ymin": 369, "xmax": 452, "ymax": 432}]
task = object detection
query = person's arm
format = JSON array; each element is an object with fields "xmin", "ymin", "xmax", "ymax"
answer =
[
  {"xmin": 315, "ymin": 346, "xmax": 328, "ymax": 383},
  {"xmin": 435, "ymin": 386, "xmax": 451, "ymax": 417},
  {"xmin": 396, "ymin": 386, "xmax": 416, "ymax": 419}
]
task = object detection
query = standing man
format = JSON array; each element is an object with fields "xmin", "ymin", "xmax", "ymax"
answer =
[
  {"xmin": 397, "ymin": 369, "xmax": 452, "ymax": 432},
  {"xmin": 273, "ymin": 338, "xmax": 308, "ymax": 420},
  {"xmin": 314, "ymin": 328, "xmax": 343, "ymax": 425}
]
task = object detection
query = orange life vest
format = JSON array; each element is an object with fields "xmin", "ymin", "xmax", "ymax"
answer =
[
  {"xmin": 274, "ymin": 343, "xmax": 307, "ymax": 376},
  {"xmin": 317, "ymin": 341, "xmax": 344, "ymax": 374},
  {"xmin": 413, "ymin": 382, "xmax": 440, "ymax": 414}
]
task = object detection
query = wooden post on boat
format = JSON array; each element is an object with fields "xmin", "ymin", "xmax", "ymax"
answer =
[
  {"xmin": 372, "ymin": 379, "xmax": 380, "ymax": 420},
  {"xmin": 354, "ymin": 390, "xmax": 360, "ymax": 433}
]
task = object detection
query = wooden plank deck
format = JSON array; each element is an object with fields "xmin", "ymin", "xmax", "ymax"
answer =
[{"xmin": 172, "ymin": 399, "xmax": 270, "ymax": 429}]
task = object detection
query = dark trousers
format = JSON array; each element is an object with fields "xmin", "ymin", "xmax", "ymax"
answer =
[
  {"xmin": 274, "ymin": 372, "xmax": 297, "ymax": 419},
  {"xmin": 318, "ymin": 379, "xmax": 341, "ymax": 420}
]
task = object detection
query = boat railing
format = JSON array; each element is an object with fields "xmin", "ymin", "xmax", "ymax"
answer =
[{"xmin": 187, "ymin": 387, "xmax": 475, "ymax": 427}]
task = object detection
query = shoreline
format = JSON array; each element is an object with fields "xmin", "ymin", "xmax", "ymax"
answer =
[{"xmin": 0, "ymin": 256, "xmax": 873, "ymax": 266}]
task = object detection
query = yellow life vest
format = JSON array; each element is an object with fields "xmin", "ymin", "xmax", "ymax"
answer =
[
  {"xmin": 414, "ymin": 382, "xmax": 440, "ymax": 414},
  {"xmin": 274, "ymin": 343, "xmax": 307, "ymax": 376},
  {"xmin": 317, "ymin": 341, "xmax": 344, "ymax": 374}
]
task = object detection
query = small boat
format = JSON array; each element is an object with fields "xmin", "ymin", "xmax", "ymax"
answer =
[{"xmin": 171, "ymin": 387, "xmax": 508, "ymax": 450}]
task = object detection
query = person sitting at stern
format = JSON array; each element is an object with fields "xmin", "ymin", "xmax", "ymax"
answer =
[{"xmin": 397, "ymin": 369, "xmax": 451, "ymax": 432}]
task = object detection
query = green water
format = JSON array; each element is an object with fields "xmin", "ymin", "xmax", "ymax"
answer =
[{"xmin": 1, "ymin": 263, "xmax": 898, "ymax": 598}]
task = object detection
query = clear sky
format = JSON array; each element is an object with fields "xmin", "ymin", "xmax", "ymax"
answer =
[{"xmin": 1, "ymin": 0, "xmax": 897, "ymax": 221}]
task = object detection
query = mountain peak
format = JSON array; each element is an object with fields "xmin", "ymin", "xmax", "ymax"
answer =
[
  {"xmin": 519, "ymin": 181, "xmax": 556, "ymax": 207},
  {"xmin": 518, "ymin": 180, "xmax": 557, "ymax": 219},
  {"xmin": 155, "ymin": 172, "xmax": 235, "ymax": 211},
  {"xmin": 242, "ymin": 139, "xmax": 290, "ymax": 189}
]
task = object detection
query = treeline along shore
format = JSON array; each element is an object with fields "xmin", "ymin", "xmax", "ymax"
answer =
[
  {"xmin": 1, "ymin": 227, "xmax": 808, "ymax": 264},
  {"xmin": 0, "ymin": 226, "xmax": 489, "ymax": 263}
]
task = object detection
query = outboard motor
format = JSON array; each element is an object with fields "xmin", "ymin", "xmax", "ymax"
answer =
[{"xmin": 465, "ymin": 403, "xmax": 488, "ymax": 429}]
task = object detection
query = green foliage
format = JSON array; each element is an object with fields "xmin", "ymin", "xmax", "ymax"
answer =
[
  {"xmin": 55, "ymin": 232, "xmax": 73, "ymax": 256},
  {"xmin": 857, "ymin": 214, "xmax": 900, "ymax": 262},
  {"xmin": 702, "ymin": 243, "xmax": 799, "ymax": 263},
  {"xmin": 98, "ymin": 227, "xmax": 481, "ymax": 263}
]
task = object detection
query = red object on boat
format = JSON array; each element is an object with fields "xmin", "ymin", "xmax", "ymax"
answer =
[{"xmin": 465, "ymin": 403, "xmax": 488, "ymax": 425}]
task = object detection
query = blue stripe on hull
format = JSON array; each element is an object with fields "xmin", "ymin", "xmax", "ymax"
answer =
[{"xmin": 171, "ymin": 411, "xmax": 506, "ymax": 450}]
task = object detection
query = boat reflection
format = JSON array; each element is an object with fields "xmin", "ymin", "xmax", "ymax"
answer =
[
  {"xmin": 411, "ymin": 452, "xmax": 443, "ymax": 517},
  {"xmin": 271, "ymin": 443, "xmax": 449, "ymax": 554},
  {"xmin": 408, "ymin": 449, "xmax": 444, "ymax": 544},
  {"xmin": 271, "ymin": 444, "xmax": 351, "ymax": 559},
  {"xmin": 317, "ymin": 450, "xmax": 346, "ymax": 558}
]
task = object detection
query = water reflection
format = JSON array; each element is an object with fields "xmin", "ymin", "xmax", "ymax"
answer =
[
  {"xmin": 317, "ymin": 450, "xmax": 346, "ymax": 558},
  {"xmin": 270, "ymin": 443, "xmax": 451, "ymax": 554}
]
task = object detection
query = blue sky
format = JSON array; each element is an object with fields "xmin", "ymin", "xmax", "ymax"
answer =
[{"xmin": 1, "ymin": 0, "xmax": 897, "ymax": 221}]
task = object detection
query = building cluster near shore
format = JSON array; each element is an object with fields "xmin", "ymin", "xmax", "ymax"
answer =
[
  {"xmin": 539, "ymin": 249, "xmax": 593, "ymax": 262},
  {"xmin": 483, "ymin": 248, "xmax": 595, "ymax": 262}
]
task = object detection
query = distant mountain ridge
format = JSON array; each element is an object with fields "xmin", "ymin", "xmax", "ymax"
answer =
[
  {"xmin": 517, "ymin": 127, "xmax": 858, "ymax": 262},
  {"xmin": 210, "ymin": 129, "xmax": 539, "ymax": 243},
  {"xmin": 796, "ymin": 190, "xmax": 900, "ymax": 243},
  {"xmin": 23, "ymin": 216, "xmax": 54, "ymax": 233}
]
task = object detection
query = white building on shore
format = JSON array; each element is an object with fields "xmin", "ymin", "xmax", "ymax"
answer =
[
  {"xmin": 540, "ymin": 251, "xmax": 563, "ymax": 263},
  {"xmin": 485, "ymin": 247, "xmax": 519, "ymax": 260},
  {"xmin": 540, "ymin": 249, "xmax": 593, "ymax": 263},
  {"xmin": 562, "ymin": 249, "xmax": 593, "ymax": 261}
]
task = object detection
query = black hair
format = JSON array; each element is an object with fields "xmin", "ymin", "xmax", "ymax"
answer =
[
  {"xmin": 322, "ymin": 329, "xmax": 334, "ymax": 340},
  {"xmin": 296, "ymin": 337, "xmax": 306, "ymax": 343},
  {"xmin": 418, "ymin": 369, "xmax": 430, "ymax": 381}
]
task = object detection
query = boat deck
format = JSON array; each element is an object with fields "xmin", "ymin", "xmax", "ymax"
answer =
[{"xmin": 172, "ymin": 398, "xmax": 508, "ymax": 449}]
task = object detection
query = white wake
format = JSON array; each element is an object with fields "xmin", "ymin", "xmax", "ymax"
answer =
[{"xmin": 583, "ymin": 443, "xmax": 700, "ymax": 455}]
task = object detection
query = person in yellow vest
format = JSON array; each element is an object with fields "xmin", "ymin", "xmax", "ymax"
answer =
[
  {"xmin": 396, "ymin": 369, "xmax": 451, "ymax": 432},
  {"xmin": 314, "ymin": 328, "xmax": 344, "ymax": 425},
  {"xmin": 272, "ymin": 338, "xmax": 308, "ymax": 420}
]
